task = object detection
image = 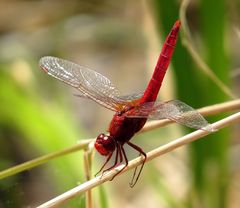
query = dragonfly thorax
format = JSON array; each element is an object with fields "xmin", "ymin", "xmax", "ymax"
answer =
[{"xmin": 95, "ymin": 133, "xmax": 116, "ymax": 156}]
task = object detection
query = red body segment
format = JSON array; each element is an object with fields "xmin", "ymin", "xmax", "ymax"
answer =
[
  {"xmin": 140, "ymin": 20, "xmax": 180, "ymax": 103},
  {"xmin": 108, "ymin": 107, "xmax": 147, "ymax": 144}
]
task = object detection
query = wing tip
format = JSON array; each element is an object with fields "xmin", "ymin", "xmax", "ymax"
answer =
[
  {"xmin": 39, "ymin": 56, "xmax": 47, "ymax": 72},
  {"xmin": 39, "ymin": 56, "xmax": 54, "ymax": 73}
]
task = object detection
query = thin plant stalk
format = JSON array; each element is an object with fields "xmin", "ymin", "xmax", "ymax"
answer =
[
  {"xmin": 84, "ymin": 143, "xmax": 94, "ymax": 208},
  {"xmin": 0, "ymin": 140, "xmax": 92, "ymax": 179}
]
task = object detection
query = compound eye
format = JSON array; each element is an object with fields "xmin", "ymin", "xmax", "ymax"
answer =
[
  {"xmin": 99, "ymin": 134, "xmax": 106, "ymax": 140},
  {"xmin": 97, "ymin": 133, "xmax": 107, "ymax": 141},
  {"xmin": 95, "ymin": 134, "xmax": 116, "ymax": 156}
]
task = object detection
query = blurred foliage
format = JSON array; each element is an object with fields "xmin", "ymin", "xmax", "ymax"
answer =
[{"xmin": 0, "ymin": 0, "xmax": 239, "ymax": 208}]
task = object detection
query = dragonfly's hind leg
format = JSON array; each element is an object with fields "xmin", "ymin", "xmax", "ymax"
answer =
[
  {"xmin": 102, "ymin": 144, "xmax": 121, "ymax": 175},
  {"xmin": 126, "ymin": 141, "xmax": 147, "ymax": 187},
  {"xmin": 109, "ymin": 143, "xmax": 129, "ymax": 181},
  {"xmin": 95, "ymin": 152, "xmax": 113, "ymax": 177}
]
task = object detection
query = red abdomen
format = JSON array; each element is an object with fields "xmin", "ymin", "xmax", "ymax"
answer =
[{"xmin": 140, "ymin": 20, "xmax": 181, "ymax": 103}]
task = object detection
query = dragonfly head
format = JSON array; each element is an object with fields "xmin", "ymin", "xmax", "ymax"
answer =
[{"xmin": 95, "ymin": 133, "xmax": 116, "ymax": 156}]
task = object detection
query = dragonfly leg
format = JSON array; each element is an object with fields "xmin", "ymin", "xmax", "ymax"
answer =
[
  {"xmin": 109, "ymin": 144, "xmax": 125, "ymax": 181},
  {"xmin": 110, "ymin": 144, "xmax": 129, "ymax": 181},
  {"xmin": 96, "ymin": 143, "xmax": 125, "ymax": 181},
  {"xmin": 95, "ymin": 152, "xmax": 113, "ymax": 177},
  {"xmin": 102, "ymin": 144, "xmax": 120, "ymax": 175},
  {"xmin": 126, "ymin": 141, "xmax": 147, "ymax": 187}
]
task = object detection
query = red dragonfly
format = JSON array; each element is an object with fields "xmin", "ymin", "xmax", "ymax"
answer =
[{"xmin": 39, "ymin": 20, "xmax": 213, "ymax": 187}]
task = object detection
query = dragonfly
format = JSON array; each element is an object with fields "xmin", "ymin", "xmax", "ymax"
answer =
[{"xmin": 39, "ymin": 20, "xmax": 213, "ymax": 187}]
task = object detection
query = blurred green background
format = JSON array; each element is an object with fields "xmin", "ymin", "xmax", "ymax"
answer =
[{"xmin": 0, "ymin": 0, "xmax": 239, "ymax": 207}]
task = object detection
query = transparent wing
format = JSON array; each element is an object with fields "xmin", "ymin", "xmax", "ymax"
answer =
[
  {"xmin": 119, "ymin": 92, "xmax": 143, "ymax": 101},
  {"xmin": 118, "ymin": 91, "xmax": 143, "ymax": 105},
  {"xmin": 75, "ymin": 91, "xmax": 143, "ymax": 103},
  {"xmin": 39, "ymin": 56, "xmax": 141, "ymax": 111},
  {"xmin": 127, "ymin": 100, "xmax": 214, "ymax": 132}
]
